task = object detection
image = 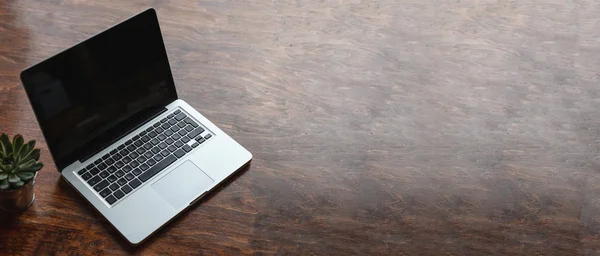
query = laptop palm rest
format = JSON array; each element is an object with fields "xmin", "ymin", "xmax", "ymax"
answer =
[{"xmin": 152, "ymin": 161, "xmax": 214, "ymax": 209}]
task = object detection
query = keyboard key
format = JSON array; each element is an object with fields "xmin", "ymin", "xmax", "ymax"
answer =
[
  {"xmin": 145, "ymin": 126, "xmax": 153, "ymax": 132},
  {"xmin": 155, "ymin": 127, "xmax": 164, "ymax": 133},
  {"xmin": 122, "ymin": 185, "xmax": 133, "ymax": 194},
  {"xmin": 125, "ymin": 173, "xmax": 135, "ymax": 181},
  {"xmin": 125, "ymin": 139, "xmax": 133, "ymax": 146},
  {"xmin": 88, "ymin": 176, "xmax": 101, "ymax": 186},
  {"xmin": 195, "ymin": 135, "xmax": 204, "ymax": 141},
  {"xmin": 113, "ymin": 190, "xmax": 125, "ymax": 199},
  {"xmin": 175, "ymin": 112, "xmax": 186, "ymax": 121},
  {"xmin": 174, "ymin": 109, "xmax": 181, "ymax": 115},
  {"xmin": 153, "ymin": 122, "xmax": 161, "ymax": 127},
  {"xmin": 109, "ymin": 183, "xmax": 119, "ymax": 191},
  {"xmin": 165, "ymin": 138, "xmax": 174, "ymax": 145},
  {"xmin": 141, "ymin": 135, "xmax": 150, "ymax": 142},
  {"xmin": 162, "ymin": 123, "xmax": 170, "ymax": 129},
  {"xmin": 182, "ymin": 145, "xmax": 192, "ymax": 152},
  {"xmin": 132, "ymin": 168, "xmax": 142, "ymax": 176},
  {"xmin": 151, "ymin": 147, "xmax": 161, "ymax": 153},
  {"xmin": 147, "ymin": 159, "xmax": 156, "ymax": 166},
  {"xmin": 174, "ymin": 149, "xmax": 185, "ymax": 158},
  {"xmin": 102, "ymin": 154, "xmax": 111, "ymax": 160},
  {"xmin": 165, "ymin": 130, "xmax": 174, "ymax": 136},
  {"xmin": 181, "ymin": 136, "xmax": 190, "ymax": 143},
  {"xmin": 158, "ymin": 142, "xmax": 167, "ymax": 149},
  {"xmin": 139, "ymin": 163, "xmax": 149, "ymax": 171},
  {"xmin": 145, "ymin": 151, "xmax": 154, "ymax": 158},
  {"xmin": 136, "ymin": 147, "xmax": 145, "ymax": 154},
  {"xmin": 107, "ymin": 166, "xmax": 117, "ymax": 173},
  {"xmin": 134, "ymin": 140, "xmax": 143, "ymax": 147},
  {"xmin": 143, "ymin": 143, "xmax": 153, "ymax": 150},
  {"xmin": 160, "ymin": 117, "xmax": 168, "ymax": 123},
  {"xmin": 184, "ymin": 117, "xmax": 199, "ymax": 127},
  {"xmin": 94, "ymin": 180, "xmax": 109, "ymax": 191},
  {"xmin": 121, "ymin": 148, "xmax": 130, "ymax": 155},
  {"xmin": 129, "ymin": 152, "xmax": 139, "ymax": 159},
  {"xmin": 129, "ymin": 179, "xmax": 142, "ymax": 189},
  {"xmin": 139, "ymin": 155, "xmax": 177, "ymax": 182},
  {"xmin": 99, "ymin": 171, "xmax": 109, "ymax": 178},
  {"xmin": 110, "ymin": 149, "xmax": 118, "ymax": 155},
  {"xmin": 117, "ymin": 178, "xmax": 128, "ymax": 186},
  {"xmin": 185, "ymin": 125, "xmax": 194, "ymax": 132},
  {"xmin": 175, "ymin": 141, "xmax": 184, "ymax": 147},
  {"xmin": 127, "ymin": 145, "xmax": 135, "ymax": 151},
  {"xmin": 107, "ymin": 175, "xmax": 117, "ymax": 183},
  {"xmin": 191, "ymin": 142, "xmax": 199, "ymax": 148},
  {"xmin": 158, "ymin": 134, "xmax": 166, "ymax": 140},
  {"xmin": 140, "ymin": 131, "xmax": 148, "ymax": 137},
  {"xmin": 90, "ymin": 167, "xmax": 100, "ymax": 175},
  {"xmin": 115, "ymin": 161, "xmax": 124, "ymax": 168},
  {"xmin": 117, "ymin": 144, "xmax": 125, "ymax": 150},
  {"xmin": 123, "ymin": 156, "xmax": 132, "ymax": 163},
  {"xmin": 188, "ymin": 127, "xmax": 205, "ymax": 139},
  {"xmin": 78, "ymin": 168, "xmax": 88, "ymax": 175},
  {"xmin": 130, "ymin": 161, "xmax": 140, "ymax": 168},
  {"xmin": 178, "ymin": 129, "xmax": 187, "ymax": 136},
  {"xmin": 171, "ymin": 133, "xmax": 180, "ymax": 140},
  {"xmin": 100, "ymin": 188, "xmax": 112, "ymax": 198},
  {"xmin": 94, "ymin": 159, "xmax": 102, "ymax": 165},
  {"xmin": 82, "ymin": 173, "xmax": 93, "ymax": 180},
  {"xmin": 98, "ymin": 163, "xmax": 107, "ymax": 170},
  {"xmin": 161, "ymin": 150, "xmax": 170, "ymax": 157},
  {"xmin": 177, "ymin": 122, "xmax": 186, "ymax": 128},
  {"xmin": 168, "ymin": 145, "xmax": 177, "ymax": 152},
  {"xmin": 151, "ymin": 139, "xmax": 160, "ymax": 145},
  {"xmin": 105, "ymin": 158, "xmax": 115, "ymax": 165},
  {"xmin": 154, "ymin": 154, "xmax": 164, "ymax": 161},
  {"xmin": 197, "ymin": 138, "xmax": 206, "ymax": 144},
  {"xmin": 133, "ymin": 135, "xmax": 140, "ymax": 140},
  {"xmin": 111, "ymin": 154, "xmax": 121, "ymax": 162},
  {"xmin": 171, "ymin": 126, "xmax": 180, "ymax": 132},
  {"xmin": 106, "ymin": 195, "xmax": 117, "ymax": 205},
  {"xmin": 123, "ymin": 165, "xmax": 132, "ymax": 172},
  {"xmin": 168, "ymin": 113, "xmax": 175, "ymax": 118},
  {"xmin": 148, "ymin": 131, "xmax": 157, "ymax": 137},
  {"xmin": 115, "ymin": 171, "xmax": 125, "ymax": 178}
]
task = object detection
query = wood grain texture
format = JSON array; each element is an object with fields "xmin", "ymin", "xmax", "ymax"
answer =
[{"xmin": 2, "ymin": 0, "xmax": 600, "ymax": 255}]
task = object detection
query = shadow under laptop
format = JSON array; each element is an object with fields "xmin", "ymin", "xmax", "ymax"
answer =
[{"xmin": 57, "ymin": 162, "xmax": 252, "ymax": 252}]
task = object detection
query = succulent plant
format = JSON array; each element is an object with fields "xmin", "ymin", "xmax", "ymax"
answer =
[{"xmin": 0, "ymin": 133, "xmax": 43, "ymax": 190}]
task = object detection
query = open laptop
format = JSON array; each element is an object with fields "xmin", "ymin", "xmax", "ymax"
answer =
[{"xmin": 19, "ymin": 9, "xmax": 252, "ymax": 244}]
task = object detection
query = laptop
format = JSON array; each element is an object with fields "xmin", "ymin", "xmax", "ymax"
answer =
[{"xmin": 19, "ymin": 9, "xmax": 252, "ymax": 244}]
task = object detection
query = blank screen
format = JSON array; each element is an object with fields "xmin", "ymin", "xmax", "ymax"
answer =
[{"xmin": 21, "ymin": 9, "xmax": 177, "ymax": 169}]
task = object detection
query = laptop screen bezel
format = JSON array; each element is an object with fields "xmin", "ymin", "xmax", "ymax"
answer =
[{"xmin": 19, "ymin": 8, "xmax": 178, "ymax": 172}]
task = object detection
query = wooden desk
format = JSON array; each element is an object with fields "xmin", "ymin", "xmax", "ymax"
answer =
[{"xmin": 1, "ymin": 0, "xmax": 600, "ymax": 255}]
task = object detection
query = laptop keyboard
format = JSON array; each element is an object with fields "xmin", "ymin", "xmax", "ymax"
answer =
[{"xmin": 76, "ymin": 109, "xmax": 213, "ymax": 205}]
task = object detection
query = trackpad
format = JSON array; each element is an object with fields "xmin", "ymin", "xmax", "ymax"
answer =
[{"xmin": 152, "ymin": 161, "xmax": 214, "ymax": 209}]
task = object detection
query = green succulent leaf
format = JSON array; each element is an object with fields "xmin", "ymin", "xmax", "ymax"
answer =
[
  {"xmin": 17, "ymin": 172, "xmax": 34, "ymax": 182},
  {"xmin": 21, "ymin": 162, "xmax": 43, "ymax": 173},
  {"xmin": 8, "ymin": 174, "xmax": 19, "ymax": 183},
  {"xmin": 0, "ymin": 133, "xmax": 11, "ymax": 156},
  {"xmin": 0, "ymin": 173, "xmax": 7, "ymax": 180},
  {"xmin": 0, "ymin": 179, "xmax": 8, "ymax": 190},
  {"xmin": 11, "ymin": 180, "xmax": 24, "ymax": 188},
  {"xmin": 12, "ymin": 135, "xmax": 24, "ymax": 159}
]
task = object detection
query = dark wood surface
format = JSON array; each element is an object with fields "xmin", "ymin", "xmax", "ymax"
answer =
[{"xmin": 1, "ymin": 0, "xmax": 600, "ymax": 255}]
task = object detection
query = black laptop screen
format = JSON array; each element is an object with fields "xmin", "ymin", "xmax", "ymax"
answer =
[{"xmin": 20, "ymin": 9, "xmax": 177, "ymax": 170}]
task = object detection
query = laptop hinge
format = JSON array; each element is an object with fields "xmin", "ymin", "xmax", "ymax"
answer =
[{"xmin": 78, "ymin": 107, "xmax": 168, "ymax": 163}]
